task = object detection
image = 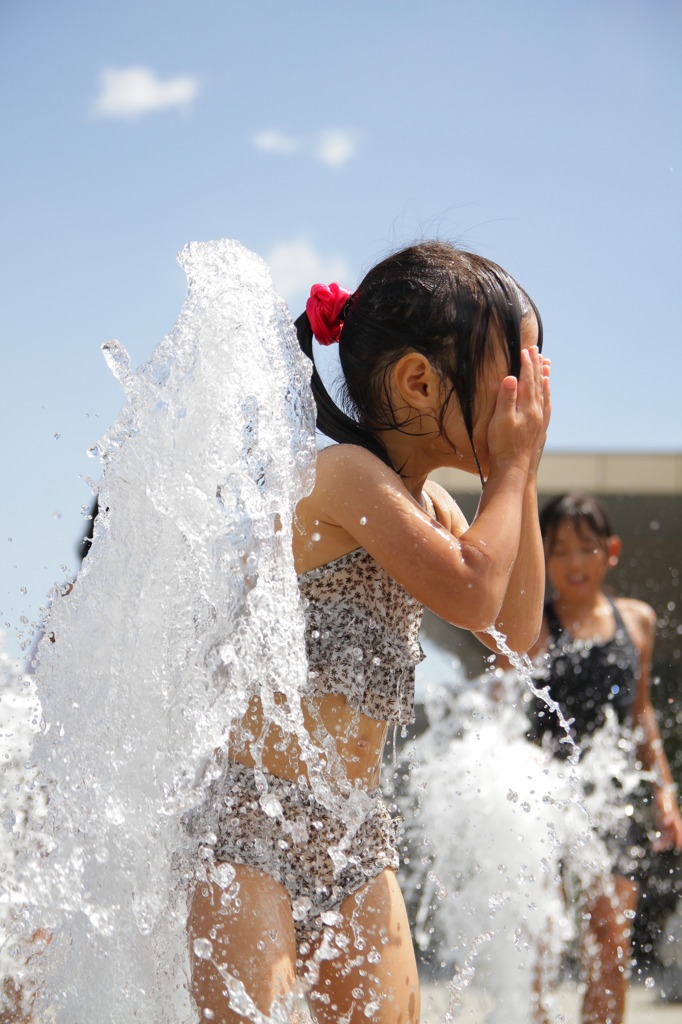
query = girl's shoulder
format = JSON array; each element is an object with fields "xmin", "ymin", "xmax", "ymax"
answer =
[
  {"xmin": 294, "ymin": 444, "xmax": 407, "ymax": 574},
  {"xmin": 314, "ymin": 442, "xmax": 391, "ymax": 478},
  {"xmin": 422, "ymin": 479, "xmax": 469, "ymax": 536},
  {"xmin": 613, "ymin": 596, "xmax": 657, "ymax": 648}
]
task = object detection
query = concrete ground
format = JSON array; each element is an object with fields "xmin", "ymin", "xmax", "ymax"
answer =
[{"xmin": 419, "ymin": 977, "xmax": 681, "ymax": 1023}]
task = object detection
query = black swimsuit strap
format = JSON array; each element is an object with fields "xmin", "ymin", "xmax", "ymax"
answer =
[
  {"xmin": 608, "ymin": 597, "xmax": 629, "ymax": 637},
  {"xmin": 546, "ymin": 596, "xmax": 632, "ymax": 645},
  {"xmin": 544, "ymin": 600, "xmax": 563, "ymax": 638}
]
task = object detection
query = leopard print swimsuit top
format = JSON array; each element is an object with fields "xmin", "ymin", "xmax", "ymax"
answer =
[{"xmin": 298, "ymin": 547, "xmax": 425, "ymax": 725}]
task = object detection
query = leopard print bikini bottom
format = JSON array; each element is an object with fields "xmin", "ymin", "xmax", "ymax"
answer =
[{"xmin": 189, "ymin": 759, "xmax": 401, "ymax": 950}]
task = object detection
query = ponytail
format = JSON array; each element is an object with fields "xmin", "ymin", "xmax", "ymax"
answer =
[{"xmin": 294, "ymin": 311, "xmax": 393, "ymax": 468}]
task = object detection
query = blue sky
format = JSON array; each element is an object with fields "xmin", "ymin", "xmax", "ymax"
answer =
[{"xmin": 1, "ymin": 0, "xmax": 681, "ymax": 658}]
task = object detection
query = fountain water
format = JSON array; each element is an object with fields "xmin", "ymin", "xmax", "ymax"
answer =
[
  {"xmin": 0, "ymin": 640, "xmax": 45, "ymax": 1018},
  {"xmin": 13, "ymin": 240, "xmax": 322, "ymax": 1021},
  {"xmin": 402, "ymin": 642, "xmax": 644, "ymax": 1023}
]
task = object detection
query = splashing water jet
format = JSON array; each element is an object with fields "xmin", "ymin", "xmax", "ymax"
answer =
[
  {"xmin": 11, "ymin": 240, "xmax": 353, "ymax": 1022},
  {"xmin": 404, "ymin": 627, "xmax": 643, "ymax": 1023}
]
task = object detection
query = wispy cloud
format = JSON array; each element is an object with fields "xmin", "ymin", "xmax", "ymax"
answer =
[
  {"xmin": 253, "ymin": 128, "xmax": 359, "ymax": 167},
  {"xmin": 252, "ymin": 129, "xmax": 299, "ymax": 155},
  {"xmin": 92, "ymin": 67, "xmax": 200, "ymax": 119},
  {"xmin": 267, "ymin": 240, "xmax": 353, "ymax": 309},
  {"xmin": 313, "ymin": 130, "xmax": 359, "ymax": 167}
]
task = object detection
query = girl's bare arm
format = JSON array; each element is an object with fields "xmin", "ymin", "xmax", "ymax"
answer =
[
  {"xmin": 471, "ymin": 355, "xmax": 550, "ymax": 652},
  {"xmin": 628, "ymin": 600, "xmax": 682, "ymax": 851}
]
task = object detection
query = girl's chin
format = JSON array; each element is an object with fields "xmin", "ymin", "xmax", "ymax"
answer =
[{"xmin": 556, "ymin": 580, "xmax": 594, "ymax": 598}]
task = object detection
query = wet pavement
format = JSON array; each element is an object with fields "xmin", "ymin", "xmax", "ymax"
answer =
[{"xmin": 419, "ymin": 977, "xmax": 682, "ymax": 1022}]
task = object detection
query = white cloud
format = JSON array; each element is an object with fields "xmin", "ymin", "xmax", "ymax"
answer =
[
  {"xmin": 252, "ymin": 129, "xmax": 299, "ymax": 155},
  {"xmin": 252, "ymin": 128, "xmax": 359, "ymax": 167},
  {"xmin": 92, "ymin": 67, "xmax": 200, "ymax": 119},
  {"xmin": 267, "ymin": 240, "xmax": 353, "ymax": 310},
  {"xmin": 313, "ymin": 129, "xmax": 359, "ymax": 167}
]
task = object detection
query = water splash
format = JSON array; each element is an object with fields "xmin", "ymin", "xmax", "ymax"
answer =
[
  {"xmin": 402, "ymin": 635, "xmax": 643, "ymax": 1023},
  {"xmin": 0, "ymin": 637, "xmax": 45, "ymax": 1018},
  {"xmin": 15, "ymin": 240, "xmax": 319, "ymax": 1021}
]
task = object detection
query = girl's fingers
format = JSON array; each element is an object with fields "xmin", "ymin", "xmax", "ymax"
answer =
[
  {"xmin": 499, "ymin": 375, "xmax": 518, "ymax": 405},
  {"xmin": 518, "ymin": 347, "xmax": 543, "ymax": 412}
]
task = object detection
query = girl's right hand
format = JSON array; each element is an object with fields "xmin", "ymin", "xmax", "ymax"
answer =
[{"xmin": 486, "ymin": 346, "xmax": 550, "ymax": 477}]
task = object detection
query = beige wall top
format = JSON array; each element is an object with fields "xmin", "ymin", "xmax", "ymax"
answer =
[{"xmin": 431, "ymin": 452, "xmax": 682, "ymax": 496}]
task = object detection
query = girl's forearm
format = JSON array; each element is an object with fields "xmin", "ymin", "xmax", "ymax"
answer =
[
  {"xmin": 462, "ymin": 464, "xmax": 544, "ymax": 649},
  {"xmin": 638, "ymin": 705, "xmax": 676, "ymax": 788},
  {"xmin": 491, "ymin": 477, "xmax": 545, "ymax": 652}
]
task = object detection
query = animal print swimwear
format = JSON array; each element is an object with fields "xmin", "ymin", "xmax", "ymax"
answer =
[
  {"xmin": 194, "ymin": 760, "xmax": 401, "ymax": 949},
  {"xmin": 299, "ymin": 547, "xmax": 424, "ymax": 724}
]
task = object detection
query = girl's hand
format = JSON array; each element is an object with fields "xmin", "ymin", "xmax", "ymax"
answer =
[
  {"xmin": 486, "ymin": 346, "xmax": 549, "ymax": 476},
  {"xmin": 530, "ymin": 356, "xmax": 551, "ymax": 477},
  {"xmin": 652, "ymin": 788, "xmax": 682, "ymax": 852}
]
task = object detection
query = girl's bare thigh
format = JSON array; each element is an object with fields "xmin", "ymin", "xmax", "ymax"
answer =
[
  {"xmin": 188, "ymin": 862, "xmax": 299, "ymax": 1024},
  {"xmin": 304, "ymin": 868, "xmax": 420, "ymax": 1024}
]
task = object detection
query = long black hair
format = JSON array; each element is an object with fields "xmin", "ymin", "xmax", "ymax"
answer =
[{"xmin": 295, "ymin": 241, "xmax": 542, "ymax": 480}]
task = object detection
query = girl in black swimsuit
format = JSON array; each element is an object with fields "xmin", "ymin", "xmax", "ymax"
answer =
[{"xmin": 528, "ymin": 493, "xmax": 682, "ymax": 1024}]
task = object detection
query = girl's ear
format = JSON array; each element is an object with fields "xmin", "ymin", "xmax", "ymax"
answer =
[
  {"xmin": 607, "ymin": 535, "xmax": 622, "ymax": 568},
  {"xmin": 393, "ymin": 352, "xmax": 440, "ymax": 408}
]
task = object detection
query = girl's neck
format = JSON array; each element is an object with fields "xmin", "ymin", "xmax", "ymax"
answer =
[
  {"xmin": 552, "ymin": 590, "xmax": 609, "ymax": 624},
  {"xmin": 376, "ymin": 437, "xmax": 429, "ymax": 499}
]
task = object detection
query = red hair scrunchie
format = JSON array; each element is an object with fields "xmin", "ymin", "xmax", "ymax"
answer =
[{"xmin": 306, "ymin": 282, "xmax": 352, "ymax": 346}]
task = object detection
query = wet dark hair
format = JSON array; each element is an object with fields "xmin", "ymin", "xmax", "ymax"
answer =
[
  {"xmin": 295, "ymin": 241, "xmax": 542, "ymax": 480},
  {"xmin": 540, "ymin": 493, "xmax": 614, "ymax": 551}
]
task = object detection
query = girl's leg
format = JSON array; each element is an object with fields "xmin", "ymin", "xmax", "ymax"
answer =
[
  {"xmin": 580, "ymin": 875, "xmax": 639, "ymax": 1024},
  {"xmin": 188, "ymin": 862, "xmax": 299, "ymax": 1024},
  {"xmin": 304, "ymin": 869, "xmax": 420, "ymax": 1024},
  {"xmin": 532, "ymin": 924, "xmax": 555, "ymax": 1024}
]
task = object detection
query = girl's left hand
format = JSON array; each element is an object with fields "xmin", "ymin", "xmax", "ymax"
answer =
[{"xmin": 652, "ymin": 788, "xmax": 682, "ymax": 852}]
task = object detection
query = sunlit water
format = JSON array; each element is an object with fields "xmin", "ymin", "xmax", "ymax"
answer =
[
  {"xmin": 401, "ymin": 639, "xmax": 644, "ymax": 1024},
  {"xmin": 0, "ymin": 640, "xmax": 45, "ymax": 1015},
  {"xmin": 11, "ymin": 240, "xmax": 325, "ymax": 1021}
]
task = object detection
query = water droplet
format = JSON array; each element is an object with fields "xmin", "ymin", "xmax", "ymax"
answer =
[
  {"xmin": 359, "ymin": 516, "xmax": 367, "ymax": 526},
  {"xmin": 53, "ymin": 431, "xmax": 61, "ymax": 440},
  {"xmin": 311, "ymin": 532, "xmax": 321, "ymax": 543},
  {"xmin": 203, "ymin": 1009, "xmax": 215, "ymax": 1019},
  {"xmin": 260, "ymin": 794, "xmax": 283, "ymax": 818},
  {"xmin": 645, "ymin": 976, "xmax": 655, "ymax": 989},
  {"xmin": 193, "ymin": 937, "xmax": 213, "ymax": 960},
  {"xmin": 367, "ymin": 950, "xmax": 381, "ymax": 964},
  {"xmin": 101, "ymin": 339, "xmax": 133, "ymax": 389},
  {"xmin": 292, "ymin": 897, "xmax": 312, "ymax": 921}
]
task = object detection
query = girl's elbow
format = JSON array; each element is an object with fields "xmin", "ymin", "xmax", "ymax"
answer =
[
  {"xmin": 450, "ymin": 594, "xmax": 503, "ymax": 634},
  {"xmin": 500, "ymin": 619, "xmax": 542, "ymax": 656}
]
